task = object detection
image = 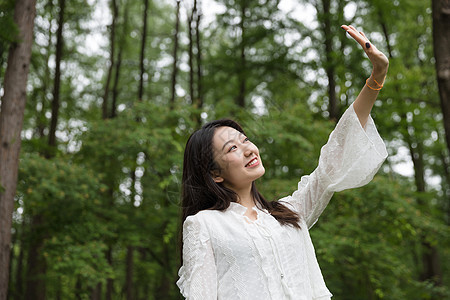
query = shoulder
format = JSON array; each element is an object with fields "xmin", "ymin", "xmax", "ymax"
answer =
[
  {"xmin": 183, "ymin": 209, "xmax": 222, "ymax": 229},
  {"xmin": 182, "ymin": 209, "xmax": 224, "ymax": 241}
]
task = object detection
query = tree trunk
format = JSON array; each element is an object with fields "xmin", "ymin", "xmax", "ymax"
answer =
[
  {"xmin": 103, "ymin": 0, "xmax": 118, "ymax": 119},
  {"xmin": 170, "ymin": 0, "xmax": 181, "ymax": 108},
  {"xmin": 188, "ymin": 0, "xmax": 203, "ymax": 126},
  {"xmin": 47, "ymin": 0, "xmax": 65, "ymax": 158},
  {"xmin": 106, "ymin": 246, "xmax": 113, "ymax": 300},
  {"xmin": 24, "ymin": 216, "xmax": 46, "ymax": 300},
  {"xmin": 406, "ymin": 135, "xmax": 443, "ymax": 285},
  {"xmin": 187, "ymin": 3, "xmax": 195, "ymax": 104},
  {"xmin": 111, "ymin": 46, "xmax": 122, "ymax": 119},
  {"xmin": 125, "ymin": 246, "xmax": 134, "ymax": 300},
  {"xmin": 36, "ymin": 0, "xmax": 54, "ymax": 141},
  {"xmin": 432, "ymin": 0, "xmax": 450, "ymax": 156},
  {"xmin": 139, "ymin": 247, "xmax": 150, "ymax": 299},
  {"xmin": 195, "ymin": 2, "xmax": 203, "ymax": 111},
  {"xmin": 236, "ymin": 1, "xmax": 247, "ymax": 108},
  {"xmin": 90, "ymin": 283, "xmax": 102, "ymax": 300},
  {"xmin": 138, "ymin": 0, "xmax": 149, "ymax": 102},
  {"xmin": 111, "ymin": 0, "xmax": 128, "ymax": 119},
  {"xmin": 0, "ymin": 0, "xmax": 37, "ymax": 298},
  {"xmin": 75, "ymin": 277, "xmax": 82, "ymax": 300},
  {"xmin": 320, "ymin": 0, "xmax": 338, "ymax": 121}
]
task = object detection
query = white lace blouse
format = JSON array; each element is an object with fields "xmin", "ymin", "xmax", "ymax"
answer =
[{"xmin": 176, "ymin": 103, "xmax": 388, "ymax": 299}]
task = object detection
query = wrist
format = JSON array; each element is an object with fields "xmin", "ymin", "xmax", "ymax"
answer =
[
  {"xmin": 371, "ymin": 68, "xmax": 387, "ymax": 86},
  {"xmin": 372, "ymin": 66, "xmax": 388, "ymax": 78}
]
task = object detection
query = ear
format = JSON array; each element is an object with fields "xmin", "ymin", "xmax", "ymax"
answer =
[{"xmin": 211, "ymin": 171, "xmax": 224, "ymax": 183}]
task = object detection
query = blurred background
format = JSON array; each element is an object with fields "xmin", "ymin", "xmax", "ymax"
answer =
[{"xmin": 0, "ymin": 0, "xmax": 449, "ymax": 298}]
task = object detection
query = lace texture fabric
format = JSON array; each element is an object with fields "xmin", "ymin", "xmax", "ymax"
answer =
[{"xmin": 177, "ymin": 103, "xmax": 388, "ymax": 299}]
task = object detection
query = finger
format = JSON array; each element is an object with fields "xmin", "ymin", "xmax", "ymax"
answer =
[
  {"xmin": 359, "ymin": 31, "xmax": 382, "ymax": 52},
  {"xmin": 342, "ymin": 25, "xmax": 373, "ymax": 50},
  {"xmin": 349, "ymin": 25, "xmax": 358, "ymax": 32},
  {"xmin": 359, "ymin": 32, "xmax": 371, "ymax": 49},
  {"xmin": 344, "ymin": 28, "xmax": 366, "ymax": 47},
  {"xmin": 359, "ymin": 31, "xmax": 369, "ymax": 41}
]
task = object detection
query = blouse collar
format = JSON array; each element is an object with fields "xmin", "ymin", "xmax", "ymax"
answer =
[{"xmin": 228, "ymin": 201, "xmax": 269, "ymax": 215}]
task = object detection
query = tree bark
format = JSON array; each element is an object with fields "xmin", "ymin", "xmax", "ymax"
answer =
[
  {"xmin": 236, "ymin": 0, "xmax": 247, "ymax": 108},
  {"xmin": 106, "ymin": 246, "xmax": 113, "ymax": 300},
  {"xmin": 170, "ymin": 0, "xmax": 181, "ymax": 108},
  {"xmin": 320, "ymin": 0, "xmax": 338, "ymax": 121},
  {"xmin": 90, "ymin": 283, "xmax": 102, "ymax": 300},
  {"xmin": 47, "ymin": 0, "xmax": 65, "ymax": 158},
  {"xmin": 187, "ymin": 2, "xmax": 195, "ymax": 104},
  {"xmin": 0, "ymin": 0, "xmax": 37, "ymax": 298},
  {"xmin": 24, "ymin": 216, "xmax": 46, "ymax": 300},
  {"xmin": 103, "ymin": 0, "xmax": 118, "ymax": 119},
  {"xmin": 195, "ymin": 3, "xmax": 203, "ymax": 111},
  {"xmin": 138, "ymin": 0, "xmax": 149, "ymax": 102},
  {"xmin": 432, "ymin": 0, "xmax": 450, "ymax": 157},
  {"xmin": 36, "ymin": 1, "xmax": 54, "ymax": 141},
  {"xmin": 111, "ymin": 46, "xmax": 122, "ymax": 119},
  {"xmin": 188, "ymin": 0, "xmax": 203, "ymax": 126},
  {"xmin": 125, "ymin": 246, "xmax": 134, "ymax": 300},
  {"xmin": 139, "ymin": 247, "xmax": 150, "ymax": 299}
]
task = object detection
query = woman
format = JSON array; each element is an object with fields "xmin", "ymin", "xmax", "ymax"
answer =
[{"xmin": 176, "ymin": 25, "xmax": 389, "ymax": 299}]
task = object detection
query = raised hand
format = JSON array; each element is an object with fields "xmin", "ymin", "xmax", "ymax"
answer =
[{"xmin": 341, "ymin": 24, "xmax": 389, "ymax": 85}]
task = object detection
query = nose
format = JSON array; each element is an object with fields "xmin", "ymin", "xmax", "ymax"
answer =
[{"xmin": 243, "ymin": 143, "xmax": 254, "ymax": 157}]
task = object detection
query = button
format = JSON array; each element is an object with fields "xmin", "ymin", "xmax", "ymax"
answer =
[{"xmin": 281, "ymin": 273, "xmax": 284, "ymax": 278}]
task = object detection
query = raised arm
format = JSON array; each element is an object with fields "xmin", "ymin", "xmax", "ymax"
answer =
[
  {"xmin": 279, "ymin": 26, "xmax": 389, "ymax": 228},
  {"xmin": 341, "ymin": 25, "xmax": 389, "ymax": 127}
]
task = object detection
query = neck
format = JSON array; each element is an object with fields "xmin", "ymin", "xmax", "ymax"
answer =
[{"xmin": 230, "ymin": 183, "xmax": 255, "ymax": 208}]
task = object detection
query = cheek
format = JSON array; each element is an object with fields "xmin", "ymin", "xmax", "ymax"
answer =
[
  {"xmin": 220, "ymin": 154, "xmax": 243, "ymax": 171},
  {"xmin": 251, "ymin": 143, "xmax": 260, "ymax": 154}
]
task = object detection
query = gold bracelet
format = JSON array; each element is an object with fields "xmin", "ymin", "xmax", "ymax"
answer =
[
  {"xmin": 373, "ymin": 77, "xmax": 384, "ymax": 88},
  {"xmin": 366, "ymin": 78, "xmax": 382, "ymax": 91}
]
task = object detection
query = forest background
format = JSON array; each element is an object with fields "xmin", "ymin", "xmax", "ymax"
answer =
[{"xmin": 0, "ymin": 0, "xmax": 449, "ymax": 299}]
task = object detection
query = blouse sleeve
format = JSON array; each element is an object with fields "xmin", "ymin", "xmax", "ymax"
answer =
[
  {"xmin": 176, "ymin": 214, "xmax": 217, "ymax": 299},
  {"xmin": 280, "ymin": 103, "xmax": 388, "ymax": 229}
]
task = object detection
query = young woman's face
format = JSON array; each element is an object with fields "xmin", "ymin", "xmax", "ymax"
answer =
[{"xmin": 212, "ymin": 126, "xmax": 265, "ymax": 190}]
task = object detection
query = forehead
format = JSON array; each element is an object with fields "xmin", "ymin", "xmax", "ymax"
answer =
[{"xmin": 213, "ymin": 126, "xmax": 243, "ymax": 145}]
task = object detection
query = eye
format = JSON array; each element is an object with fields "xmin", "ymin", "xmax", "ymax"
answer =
[
  {"xmin": 228, "ymin": 145, "xmax": 237, "ymax": 152},
  {"xmin": 243, "ymin": 137, "xmax": 249, "ymax": 142}
]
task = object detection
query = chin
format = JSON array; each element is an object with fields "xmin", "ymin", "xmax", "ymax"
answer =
[{"xmin": 255, "ymin": 166, "xmax": 265, "ymax": 179}]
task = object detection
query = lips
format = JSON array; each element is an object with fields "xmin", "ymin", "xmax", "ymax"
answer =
[{"xmin": 245, "ymin": 157, "xmax": 259, "ymax": 167}]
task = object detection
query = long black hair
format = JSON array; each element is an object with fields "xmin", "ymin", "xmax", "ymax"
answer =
[{"xmin": 180, "ymin": 119, "xmax": 300, "ymax": 227}]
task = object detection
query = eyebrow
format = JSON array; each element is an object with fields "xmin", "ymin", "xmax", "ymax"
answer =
[
  {"xmin": 221, "ymin": 140, "xmax": 233, "ymax": 151},
  {"xmin": 221, "ymin": 133, "xmax": 246, "ymax": 151}
]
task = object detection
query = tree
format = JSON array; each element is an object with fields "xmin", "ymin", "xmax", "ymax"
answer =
[
  {"xmin": 170, "ymin": 0, "xmax": 181, "ymax": 108},
  {"xmin": 0, "ymin": 0, "xmax": 36, "ymax": 298},
  {"xmin": 366, "ymin": 0, "xmax": 446, "ymax": 291},
  {"xmin": 103, "ymin": 0, "xmax": 119, "ymax": 120},
  {"xmin": 138, "ymin": 0, "xmax": 149, "ymax": 102},
  {"xmin": 46, "ymin": 0, "xmax": 66, "ymax": 157},
  {"xmin": 432, "ymin": 0, "xmax": 450, "ymax": 172}
]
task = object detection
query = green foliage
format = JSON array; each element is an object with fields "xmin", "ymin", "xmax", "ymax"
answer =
[
  {"xmin": 7, "ymin": 0, "xmax": 449, "ymax": 298},
  {"xmin": 0, "ymin": 0, "xmax": 18, "ymax": 43},
  {"xmin": 313, "ymin": 175, "xmax": 450, "ymax": 298},
  {"xmin": 15, "ymin": 153, "xmax": 112, "ymax": 298}
]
